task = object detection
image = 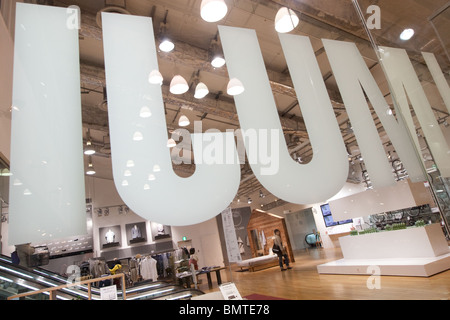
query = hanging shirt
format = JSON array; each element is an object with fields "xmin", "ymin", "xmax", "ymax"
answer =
[
  {"xmin": 105, "ymin": 230, "xmax": 115, "ymax": 243},
  {"xmin": 131, "ymin": 226, "xmax": 142, "ymax": 239},
  {"xmin": 140, "ymin": 257, "xmax": 158, "ymax": 281}
]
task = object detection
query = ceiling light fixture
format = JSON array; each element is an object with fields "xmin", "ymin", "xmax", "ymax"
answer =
[
  {"xmin": 139, "ymin": 106, "xmax": 152, "ymax": 118},
  {"xmin": 247, "ymin": 197, "xmax": 252, "ymax": 204},
  {"xmin": 400, "ymin": 28, "xmax": 414, "ymax": 41},
  {"xmin": 159, "ymin": 11, "xmax": 175, "ymax": 52},
  {"xmin": 84, "ymin": 129, "xmax": 96, "ymax": 155},
  {"xmin": 84, "ymin": 140, "xmax": 96, "ymax": 155},
  {"xmin": 209, "ymin": 35, "xmax": 226, "ymax": 68},
  {"xmin": 275, "ymin": 7, "xmax": 299, "ymax": 33},
  {"xmin": 133, "ymin": 131, "xmax": 143, "ymax": 141},
  {"xmin": 178, "ymin": 115, "xmax": 190, "ymax": 127},
  {"xmin": 148, "ymin": 70, "xmax": 163, "ymax": 85},
  {"xmin": 86, "ymin": 156, "xmax": 96, "ymax": 175},
  {"xmin": 200, "ymin": 0, "xmax": 228, "ymax": 22},
  {"xmin": 227, "ymin": 78, "xmax": 245, "ymax": 96},
  {"xmin": 194, "ymin": 82, "xmax": 209, "ymax": 99},
  {"xmin": 159, "ymin": 38, "xmax": 175, "ymax": 52},
  {"xmin": 211, "ymin": 56, "xmax": 225, "ymax": 68},
  {"xmin": 167, "ymin": 138, "xmax": 176, "ymax": 148},
  {"xmin": 170, "ymin": 75, "xmax": 189, "ymax": 94}
]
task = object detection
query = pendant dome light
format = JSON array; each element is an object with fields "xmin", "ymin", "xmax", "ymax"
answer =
[
  {"xmin": 211, "ymin": 56, "xmax": 226, "ymax": 68},
  {"xmin": 194, "ymin": 82, "xmax": 209, "ymax": 99},
  {"xmin": 84, "ymin": 129, "xmax": 96, "ymax": 155},
  {"xmin": 139, "ymin": 106, "xmax": 152, "ymax": 118},
  {"xmin": 200, "ymin": 0, "xmax": 228, "ymax": 22},
  {"xmin": 148, "ymin": 70, "xmax": 163, "ymax": 85},
  {"xmin": 159, "ymin": 10, "xmax": 175, "ymax": 52},
  {"xmin": 133, "ymin": 131, "xmax": 143, "ymax": 141},
  {"xmin": 275, "ymin": 7, "xmax": 299, "ymax": 33},
  {"xmin": 159, "ymin": 38, "xmax": 175, "ymax": 52},
  {"xmin": 170, "ymin": 75, "xmax": 189, "ymax": 94},
  {"xmin": 400, "ymin": 28, "xmax": 414, "ymax": 40},
  {"xmin": 178, "ymin": 115, "xmax": 190, "ymax": 127},
  {"xmin": 86, "ymin": 156, "xmax": 96, "ymax": 175},
  {"xmin": 210, "ymin": 34, "xmax": 226, "ymax": 68},
  {"xmin": 167, "ymin": 138, "xmax": 176, "ymax": 148},
  {"xmin": 227, "ymin": 78, "xmax": 245, "ymax": 96}
]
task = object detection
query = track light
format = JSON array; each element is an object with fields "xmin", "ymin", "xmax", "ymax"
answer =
[{"xmin": 247, "ymin": 197, "xmax": 252, "ymax": 204}]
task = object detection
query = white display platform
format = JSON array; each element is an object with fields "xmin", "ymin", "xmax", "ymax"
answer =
[{"xmin": 317, "ymin": 224, "xmax": 450, "ymax": 277}]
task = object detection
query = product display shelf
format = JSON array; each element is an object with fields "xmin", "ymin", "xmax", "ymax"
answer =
[{"xmin": 317, "ymin": 223, "xmax": 450, "ymax": 277}]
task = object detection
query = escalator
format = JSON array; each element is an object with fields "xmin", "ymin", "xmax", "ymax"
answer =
[{"xmin": 0, "ymin": 255, "xmax": 204, "ymax": 300}]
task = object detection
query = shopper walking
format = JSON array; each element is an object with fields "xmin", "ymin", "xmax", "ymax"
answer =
[{"xmin": 273, "ymin": 229, "xmax": 292, "ymax": 271}]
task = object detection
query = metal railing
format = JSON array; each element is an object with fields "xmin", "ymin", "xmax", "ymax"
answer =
[{"xmin": 7, "ymin": 273, "xmax": 127, "ymax": 300}]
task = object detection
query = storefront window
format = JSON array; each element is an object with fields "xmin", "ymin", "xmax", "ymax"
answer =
[
  {"xmin": 1, "ymin": 0, "xmax": 449, "ymax": 301},
  {"xmin": 352, "ymin": 0, "xmax": 450, "ymax": 237}
]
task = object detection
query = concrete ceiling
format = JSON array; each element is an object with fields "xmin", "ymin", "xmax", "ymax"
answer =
[{"xmin": 35, "ymin": 0, "xmax": 450, "ymax": 199}]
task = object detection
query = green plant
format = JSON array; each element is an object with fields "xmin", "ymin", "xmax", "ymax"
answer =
[{"xmin": 415, "ymin": 220, "xmax": 426, "ymax": 227}]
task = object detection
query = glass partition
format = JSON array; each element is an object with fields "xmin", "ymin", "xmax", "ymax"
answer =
[
  {"xmin": 2, "ymin": 0, "xmax": 450, "ymax": 301},
  {"xmin": 352, "ymin": 0, "xmax": 450, "ymax": 238}
]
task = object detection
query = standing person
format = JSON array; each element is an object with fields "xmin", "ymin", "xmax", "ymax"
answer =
[
  {"xmin": 273, "ymin": 229, "xmax": 292, "ymax": 271},
  {"xmin": 189, "ymin": 248, "xmax": 199, "ymax": 271}
]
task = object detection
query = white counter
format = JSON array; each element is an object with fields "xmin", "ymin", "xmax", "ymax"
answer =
[
  {"xmin": 317, "ymin": 223, "xmax": 450, "ymax": 277},
  {"xmin": 339, "ymin": 223, "xmax": 449, "ymax": 259}
]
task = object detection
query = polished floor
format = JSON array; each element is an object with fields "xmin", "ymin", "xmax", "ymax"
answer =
[{"xmin": 199, "ymin": 247, "xmax": 450, "ymax": 300}]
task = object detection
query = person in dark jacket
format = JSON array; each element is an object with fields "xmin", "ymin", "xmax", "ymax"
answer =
[{"xmin": 273, "ymin": 229, "xmax": 292, "ymax": 271}]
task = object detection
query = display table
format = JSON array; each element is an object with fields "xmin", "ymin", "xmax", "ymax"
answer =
[
  {"xmin": 317, "ymin": 223, "xmax": 450, "ymax": 277},
  {"xmin": 177, "ymin": 267, "xmax": 226, "ymax": 289},
  {"xmin": 198, "ymin": 267, "xmax": 226, "ymax": 289}
]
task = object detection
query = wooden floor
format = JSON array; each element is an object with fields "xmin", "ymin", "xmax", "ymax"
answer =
[{"xmin": 199, "ymin": 247, "xmax": 450, "ymax": 300}]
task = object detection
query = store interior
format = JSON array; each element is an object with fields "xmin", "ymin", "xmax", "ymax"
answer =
[{"xmin": 0, "ymin": 0, "xmax": 449, "ymax": 300}]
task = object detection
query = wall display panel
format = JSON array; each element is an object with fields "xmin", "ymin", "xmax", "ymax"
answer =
[
  {"xmin": 99, "ymin": 225, "xmax": 121, "ymax": 248},
  {"xmin": 126, "ymin": 222, "xmax": 146, "ymax": 244},
  {"xmin": 150, "ymin": 222, "xmax": 171, "ymax": 241}
]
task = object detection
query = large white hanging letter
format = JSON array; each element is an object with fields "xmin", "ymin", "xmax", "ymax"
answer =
[
  {"xmin": 102, "ymin": 13, "xmax": 240, "ymax": 226},
  {"xmin": 219, "ymin": 26, "xmax": 348, "ymax": 204}
]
